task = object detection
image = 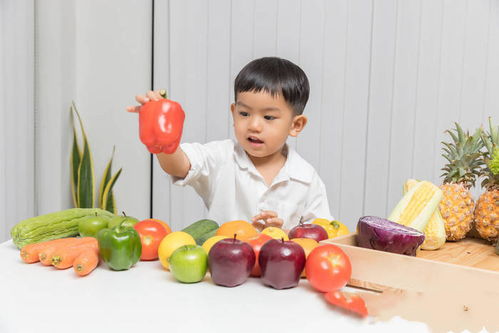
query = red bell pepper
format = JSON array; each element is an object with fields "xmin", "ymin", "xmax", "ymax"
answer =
[
  {"xmin": 139, "ymin": 90, "xmax": 185, "ymax": 154},
  {"xmin": 324, "ymin": 290, "xmax": 368, "ymax": 318}
]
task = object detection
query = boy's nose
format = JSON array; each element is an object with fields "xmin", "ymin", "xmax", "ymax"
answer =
[{"xmin": 248, "ymin": 117, "xmax": 263, "ymax": 132}]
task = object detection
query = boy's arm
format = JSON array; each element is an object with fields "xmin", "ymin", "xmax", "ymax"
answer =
[{"xmin": 156, "ymin": 147, "xmax": 191, "ymax": 179}]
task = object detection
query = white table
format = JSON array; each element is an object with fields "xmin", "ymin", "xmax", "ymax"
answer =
[{"xmin": 0, "ymin": 240, "xmax": 428, "ymax": 333}]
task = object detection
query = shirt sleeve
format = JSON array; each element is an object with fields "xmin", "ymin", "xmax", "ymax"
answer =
[
  {"xmin": 301, "ymin": 173, "xmax": 334, "ymax": 223},
  {"xmin": 170, "ymin": 140, "xmax": 231, "ymax": 205}
]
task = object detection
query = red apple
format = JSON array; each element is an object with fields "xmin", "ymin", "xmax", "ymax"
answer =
[
  {"xmin": 288, "ymin": 222, "xmax": 328, "ymax": 242},
  {"xmin": 259, "ymin": 239, "xmax": 306, "ymax": 289},
  {"xmin": 208, "ymin": 237, "xmax": 255, "ymax": 287},
  {"xmin": 247, "ymin": 233, "xmax": 273, "ymax": 277}
]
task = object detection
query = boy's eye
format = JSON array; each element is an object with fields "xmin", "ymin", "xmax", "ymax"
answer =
[
  {"xmin": 264, "ymin": 115, "xmax": 276, "ymax": 120},
  {"xmin": 239, "ymin": 111, "xmax": 249, "ymax": 117}
]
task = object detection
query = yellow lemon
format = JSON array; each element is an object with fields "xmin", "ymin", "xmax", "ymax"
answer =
[
  {"xmin": 261, "ymin": 227, "xmax": 289, "ymax": 241},
  {"xmin": 312, "ymin": 218, "xmax": 350, "ymax": 238},
  {"xmin": 201, "ymin": 235, "xmax": 228, "ymax": 255},
  {"xmin": 158, "ymin": 231, "xmax": 196, "ymax": 270}
]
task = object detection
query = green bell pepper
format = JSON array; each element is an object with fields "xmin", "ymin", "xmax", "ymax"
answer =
[{"xmin": 97, "ymin": 222, "xmax": 142, "ymax": 271}]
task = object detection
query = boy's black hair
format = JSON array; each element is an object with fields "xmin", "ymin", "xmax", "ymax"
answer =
[{"xmin": 234, "ymin": 57, "xmax": 310, "ymax": 115}]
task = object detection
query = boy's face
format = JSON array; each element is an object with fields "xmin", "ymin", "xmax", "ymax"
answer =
[{"xmin": 231, "ymin": 91, "xmax": 307, "ymax": 160}]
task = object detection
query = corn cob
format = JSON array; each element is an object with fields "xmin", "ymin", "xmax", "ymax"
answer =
[
  {"xmin": 389, "ymin": 180, "xmax": 443, "ymax": 233},
  {"xmin": 403, "ymin": 179, "xmax": 446, "ymax": 250}
]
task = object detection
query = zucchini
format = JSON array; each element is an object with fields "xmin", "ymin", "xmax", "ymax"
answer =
[
  {"xmin": 195, "ymin": 229, "xmax": 218, "ymax": 246},
  {"xmin": 181, "ymin": 219, "xmax": 219, "ymax": 245},
  {"xmin": 11, "ymin": 208, "xmax": 114, "ymax": 248}
]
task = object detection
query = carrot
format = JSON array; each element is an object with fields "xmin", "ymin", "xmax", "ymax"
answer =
[
  {"xmin": 38, "ymin": 237, "xmax": 95, "ymax": 266},
  {"xmin": 73, "ymin": 248, "xmax": 99, "ymax": 277},
  {"xmin": 51, "ymin": 239, "xmax": 98, "ymax": 269},
  {"xmin": 20, "ymin": 238, "xmax": 77, "ymax": 263}
]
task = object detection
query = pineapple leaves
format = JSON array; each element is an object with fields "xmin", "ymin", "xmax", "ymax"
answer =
[{"xmin": 70, "ymin": 102, "xmax": 122, "ymax": 212}]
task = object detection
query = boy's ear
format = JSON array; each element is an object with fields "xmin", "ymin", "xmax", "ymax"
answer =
[{"xmin": 289, "ymin": 115, "xmax": 307, "ymax": 137}]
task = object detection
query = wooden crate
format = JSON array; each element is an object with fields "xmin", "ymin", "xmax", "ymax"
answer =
[{"xmin": 323, "ymin": 234, "xmax": 499, "ymax": 294}]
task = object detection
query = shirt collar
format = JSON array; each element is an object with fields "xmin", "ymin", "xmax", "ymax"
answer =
[{"xmin": 234, "ymin": 142, "xmax": 314, "ymax": 184}]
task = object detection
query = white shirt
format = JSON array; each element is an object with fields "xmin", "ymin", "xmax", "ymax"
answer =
[{"xmin": 171, "ymin": 139, "xmax": 333, "ymax": 229}]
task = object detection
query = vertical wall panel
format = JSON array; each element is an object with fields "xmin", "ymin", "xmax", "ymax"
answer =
[
  {"xmin": 387, "ymin": 0, "xmax": 422, "ymax": 212},
  {"xmin": 338, "ymin": 0, "xmax": 373, "ymax": 225},
  {"xmin": 363, "ymin": 0, "xmax": 397, "ymax": 217},
  {"xmin": 297, "ymin": 0, "xmax": 325, "ymax": 172},
  {"xmin": 319, "ymin": 0, "xmax": 348, "ymax": 219},
  {"xmin": 0, "ymin": 0, "xmax": 35, "ymax": 242}
]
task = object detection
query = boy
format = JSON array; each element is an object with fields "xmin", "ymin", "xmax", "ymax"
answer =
[{"xmin": 127, "ymin": 57, "xmax": 333, "ymax": 230}]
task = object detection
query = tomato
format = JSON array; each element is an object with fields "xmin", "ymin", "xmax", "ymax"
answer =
[
  {"xmin": 325, "ymin": 290, "xmax": 368, "ymax": 317},
  {"xmin": 134, "ymin": 220, "xmax": 170, "ymax": 260},
  {"xmin": 305, "ymin": 244, "xmax": 352, "ymax": 292},
  {"xmin": 141, "ymin": 218, "xmax": 172, "ymax": 234},
  {"xmin": 247, "ymin": 233, "xmax": 273, "ymax": 276}
]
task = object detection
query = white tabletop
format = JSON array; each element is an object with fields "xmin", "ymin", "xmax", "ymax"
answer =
[{"xmin": 0, "ymin": 240, "xmax": 428, "ymax": 333}]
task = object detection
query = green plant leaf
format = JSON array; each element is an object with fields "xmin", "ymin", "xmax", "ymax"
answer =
[
  {"xmin": 73, "ymin": 103, "xmax": 95, "ymax": 208},
  {"xmin": 70, "ymin": 104, "xmax": 82, "ymax": 207},
  {"xmin": 101, "ymin": 168, "xmax": 122, "ymax": 214},
  {"xmin": 99, "ymin": 146, "xmax": 115, "ymax": 208}
]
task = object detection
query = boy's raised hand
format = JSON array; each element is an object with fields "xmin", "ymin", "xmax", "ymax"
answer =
[{"xmin": 251, "ymin": 210, "xmax": 284, "ymax": 231}]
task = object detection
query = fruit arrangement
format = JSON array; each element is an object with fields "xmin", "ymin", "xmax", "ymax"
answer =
[
  {"xmin": 358, "ymin": 118, "xmax": 499, "ymax": 255},
  {"xmin": 12, "ymin": 211, "xmax": 363, "ymax": 317}
]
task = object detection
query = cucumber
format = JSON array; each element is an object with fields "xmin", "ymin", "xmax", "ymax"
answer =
[
  {"xmin": 195, "ymin": 229, "xmax": 218, "ymax": 246},
  {"xmin": 11, "ymin": 208, "xmax": 114, "ymax": 248},
  {"xmin": 181, "ymin": 219, "xmax": 219, "ymax": 245}
]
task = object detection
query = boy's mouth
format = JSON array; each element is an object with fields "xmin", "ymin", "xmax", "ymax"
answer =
[{"xmin": 248, "ymin": 136, "xmax": 264, "ymax": 144}]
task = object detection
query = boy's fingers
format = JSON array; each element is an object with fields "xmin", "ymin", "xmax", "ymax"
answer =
[
  {"xmin": 259, "ymin": 210, "xmax": 278, "ymax": 219},
  {"xmin": 265, "ymin": 218, "xmax": 284, "ymax": 228},
  {"xmin": 126, "ymin": 106, "xmax": 141, "ymax": 113},
  {"xmin": 252, "ymin": 221, "xmax": 265, "ymax": 232},
  {"xmin": 135, "ymin": 95, "xmax": 150, "ymax": 104},
  {"xmin": 147, "ymin": 90, "xmax": 161, "ymax": 101}
]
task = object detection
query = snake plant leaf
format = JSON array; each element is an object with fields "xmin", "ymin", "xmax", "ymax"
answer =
[
  {"xmin": 99, "ymin": 146, "xmax": 115, "ymax": 208},
  {"xmin": 70, "ymin": 105, "xmax": 82, "ymax": 207},
  {"xmin": 73, "ymin": 103, "xmax": 95, "ymax": 208},
  {"xmin": 101, "ymin": 168, "xmax": 122, "ymax": 214}
]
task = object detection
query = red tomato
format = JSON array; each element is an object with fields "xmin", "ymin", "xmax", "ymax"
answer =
[
  {"xmin": 325, "ymin": 290, "xmax": 368, "ymax": 317},
  {"xmin": 141, "ymin": 218, "xmax": 172, "ymax": 234},
  {"xmin": 247, "ymin": 233, "xmax": 273, "ymax": 277},
  {"xmin": 134, "ymin": 220, "xmax": 169, "ymax": 260},
  {"xmin": 305, "ymin": 244, "xmax": 352, "ymax": 292}
]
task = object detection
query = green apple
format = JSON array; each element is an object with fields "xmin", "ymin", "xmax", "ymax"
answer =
[
  {"xmin": 108, "ymin": 215, "xmax": 140, "ymax": 229},
  {"xmin": 168, "ymin": 245, "xmax": 208, "ymax": 283},
  {"xmin": 79, "ymin": 214, "xmax": 111, "ymax": 237}
]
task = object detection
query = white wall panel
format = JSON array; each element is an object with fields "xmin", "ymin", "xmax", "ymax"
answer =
[{"xmin": 0, "ymin": 0, "xmax": 35, "ymax": 242}]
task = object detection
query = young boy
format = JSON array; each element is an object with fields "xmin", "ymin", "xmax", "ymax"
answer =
[{"xmin": 127, "ymin": 57, "xmax": 333, "ymax": 230}]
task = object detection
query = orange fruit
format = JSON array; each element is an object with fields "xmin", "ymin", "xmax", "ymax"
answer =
[
  {"xmin": 291, "ymin": 238, "xmax": 320, "ymax": 278},
  {"xmin": 216, "ymin": 220, "xmax": 259, "ymax": 241}
]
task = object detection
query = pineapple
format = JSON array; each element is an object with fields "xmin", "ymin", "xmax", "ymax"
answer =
[
  {"xmin": 474, "ymin": 118, "xmax": 499, "ymax": 242},
  {"xmin": 439, "ymin": 123, "xmax": 483, "ymax": 241}
]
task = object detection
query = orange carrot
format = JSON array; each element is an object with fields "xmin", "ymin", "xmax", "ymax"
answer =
[
  {"xmin": 38, "ymin": 237, "xmax": 95, "ymax": 266},
  {"xmin": 73, "ymin": 248, "xmax": 99, "ymax": 277},
  {"xmin": 20, "ymin": 238, "xmax": 77, "ymax": 264},
  {"xmin": 51, "ymin": 239, "xmax": 98, "ymax": 269}
]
